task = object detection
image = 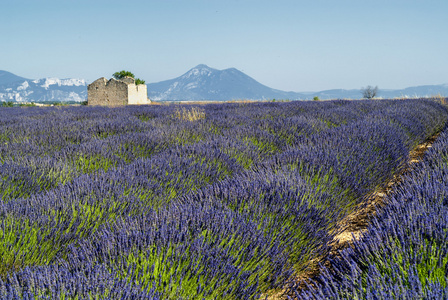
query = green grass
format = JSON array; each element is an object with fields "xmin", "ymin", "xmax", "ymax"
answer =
[
  {"xmin": 0, "ymin": 216, "xmax": 61, "ymax": 277},
  {"xmin": 73, "ymin": 154, "xmax": 118, "ymax": 173}
]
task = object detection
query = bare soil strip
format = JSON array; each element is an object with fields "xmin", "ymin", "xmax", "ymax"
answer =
[{"xmin": 266, "ymin": 132, "xmax": 441, "ymax": 299}]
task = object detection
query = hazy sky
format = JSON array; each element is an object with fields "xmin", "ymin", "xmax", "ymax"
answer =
[{"xmin": 2, "ymin": 0, "xmax": 447, "ymax": 91}]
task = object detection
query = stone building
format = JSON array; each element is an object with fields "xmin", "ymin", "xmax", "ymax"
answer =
[{"xmin": 87, "ymin": 76, "xmax": 150, "ymax": 106}]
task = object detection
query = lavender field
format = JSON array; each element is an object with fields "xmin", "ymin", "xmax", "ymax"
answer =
[{"xmin": 0, "ymin": 99, "xmax": 447, "ymax": 299}]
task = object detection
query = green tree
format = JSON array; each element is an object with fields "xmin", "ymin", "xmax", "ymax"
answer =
[
  {"xmin": 112, "ymin": 70, "xmax": 145, "ymax": 85},
  {"xmin": 112, "ymin": 70, "xmax": 135, "ymax": 80},
  {"xmin": 1, "ymin": 101, "xmax": 14, "ymax": 107},
  {"xmin": 135, "ymin": 78, "xmax": 146, "ymax": 85}
]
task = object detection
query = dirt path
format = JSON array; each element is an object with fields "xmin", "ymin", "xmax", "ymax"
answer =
[{"xmin": 265, "ymin": 132, "xmax": 440, "ymax": 299}]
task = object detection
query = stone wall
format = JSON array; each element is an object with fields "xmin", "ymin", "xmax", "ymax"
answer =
[
  {"xmin": 128, "ymin": 84, "xmax": 149, "ymax": 105},
  {"xmin": 87, "ymin": 77, "xmax": 108, "ymax": 106},
  {"xmin": 87, "ymin": 77, "xmax": 150, "ymax": 106}
]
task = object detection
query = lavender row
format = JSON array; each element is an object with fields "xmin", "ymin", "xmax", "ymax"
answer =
[{"xmin": 294, "ymin": 124, "xmax": 448, "ymax": 299}]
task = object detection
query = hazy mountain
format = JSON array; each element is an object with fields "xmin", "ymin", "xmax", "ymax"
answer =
[
  {"xmin": 148, "ymin": 64, "xmax": 303, "ymax": 101},
  {"xmin": 307, "ymin": 85, "xmax": 448, "ymax": 100},
  {"xmin": 378, "ymin": 84, "xmax": 448, "ymax": 99},
  {"xmin": 0, "ymin": 70, "xmax": 30, "ymax": 85},
  {"xmin": 0, "ymin": 70, "xmax": 87, "ymax": 103}
]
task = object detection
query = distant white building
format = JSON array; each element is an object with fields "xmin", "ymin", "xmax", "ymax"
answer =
[{"xmin": 87, "ymin": 76, "xmax": 150, "ymax": 106}]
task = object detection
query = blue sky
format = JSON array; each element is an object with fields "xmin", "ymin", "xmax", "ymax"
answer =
[{"xmin": 2, "ymin": 0, "xmax": 447, "ymax": 91}]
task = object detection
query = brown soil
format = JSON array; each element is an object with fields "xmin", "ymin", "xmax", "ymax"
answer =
[{"xmin": 265, "ymin": 132, "xmax": 440, "ymax": 299}]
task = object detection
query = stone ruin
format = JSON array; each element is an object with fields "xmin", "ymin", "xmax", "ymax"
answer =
[{"xmin": 87, "ymin": 76, "xmax": 150, "ymax": 106}]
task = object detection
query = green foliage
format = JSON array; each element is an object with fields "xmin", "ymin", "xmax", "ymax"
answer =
[
  {"xmin": 1, "ymin": 101, "xmax": 14, "ymax": 107},
  {"xmin": 135, "ymin": 78, "xmax": 146, "ymax": 85},
  {"xmin": 80, "ymin": 100, "xmax": 88, "ymax": 106},
  {"xmin": 313, "ymin": 96, "xmax": 320, "ymax": 101},
  {"xmin": 19, "ymin": 103, "xmax": 36, "ymax": 107},
  {"xmin": 0, "ymin": 217, "xmax": 60, "ymax": 276},
  {"xmin": 112, "ymin": 70, "xmax": 135, "ymax": 80},
  {"xmin": 73, "ymin": 154, "xmax": 116, "ymax": 174},
  {"xmin": 52, "ymin": 102, "xmax": 68, "ymax": 106},
  {"xmin": 271, "ymin": 99, "xmax": 290, "ymax": 103},
  {"xmin": 113, "ymin": 70, "xmax": 146, "ymax": 85}
]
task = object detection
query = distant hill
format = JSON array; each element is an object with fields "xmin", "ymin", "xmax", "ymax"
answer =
[
  {"xmin": 378, "ymin": 84, "xmax": 448, "ymax": 99},
  {"xmin": 306, "ymin": 85, "xmax": 448, "ymax": 100}
]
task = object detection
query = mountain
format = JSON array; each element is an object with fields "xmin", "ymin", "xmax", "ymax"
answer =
[
  {"xmin": 148, "ymin": 65, "xmax": 448, "ymax": 101},
  {"xmin": 0, "ymin": 70, "xmax": 30, "ymax": 85},
  {"xmin": 148, "ymin": 64, "xmax": 302, "ymax": 101},
  {"xmin": 0, "ymin": 71, "xmax": 87, "ymax": 103}
]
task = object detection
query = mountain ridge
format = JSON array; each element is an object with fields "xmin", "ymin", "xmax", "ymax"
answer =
[
  {"xmin": 1, "ymin": 67, "xmax": 447, "ymax": 103},
  {"xmin": 0, "ymin": 71, "xmax": 87, "ymax": 103}
]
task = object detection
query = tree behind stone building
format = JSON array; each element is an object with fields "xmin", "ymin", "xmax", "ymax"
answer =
[{"xmin": 112, "ymin": 71, "xmax": 145, "ymax": 85}]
